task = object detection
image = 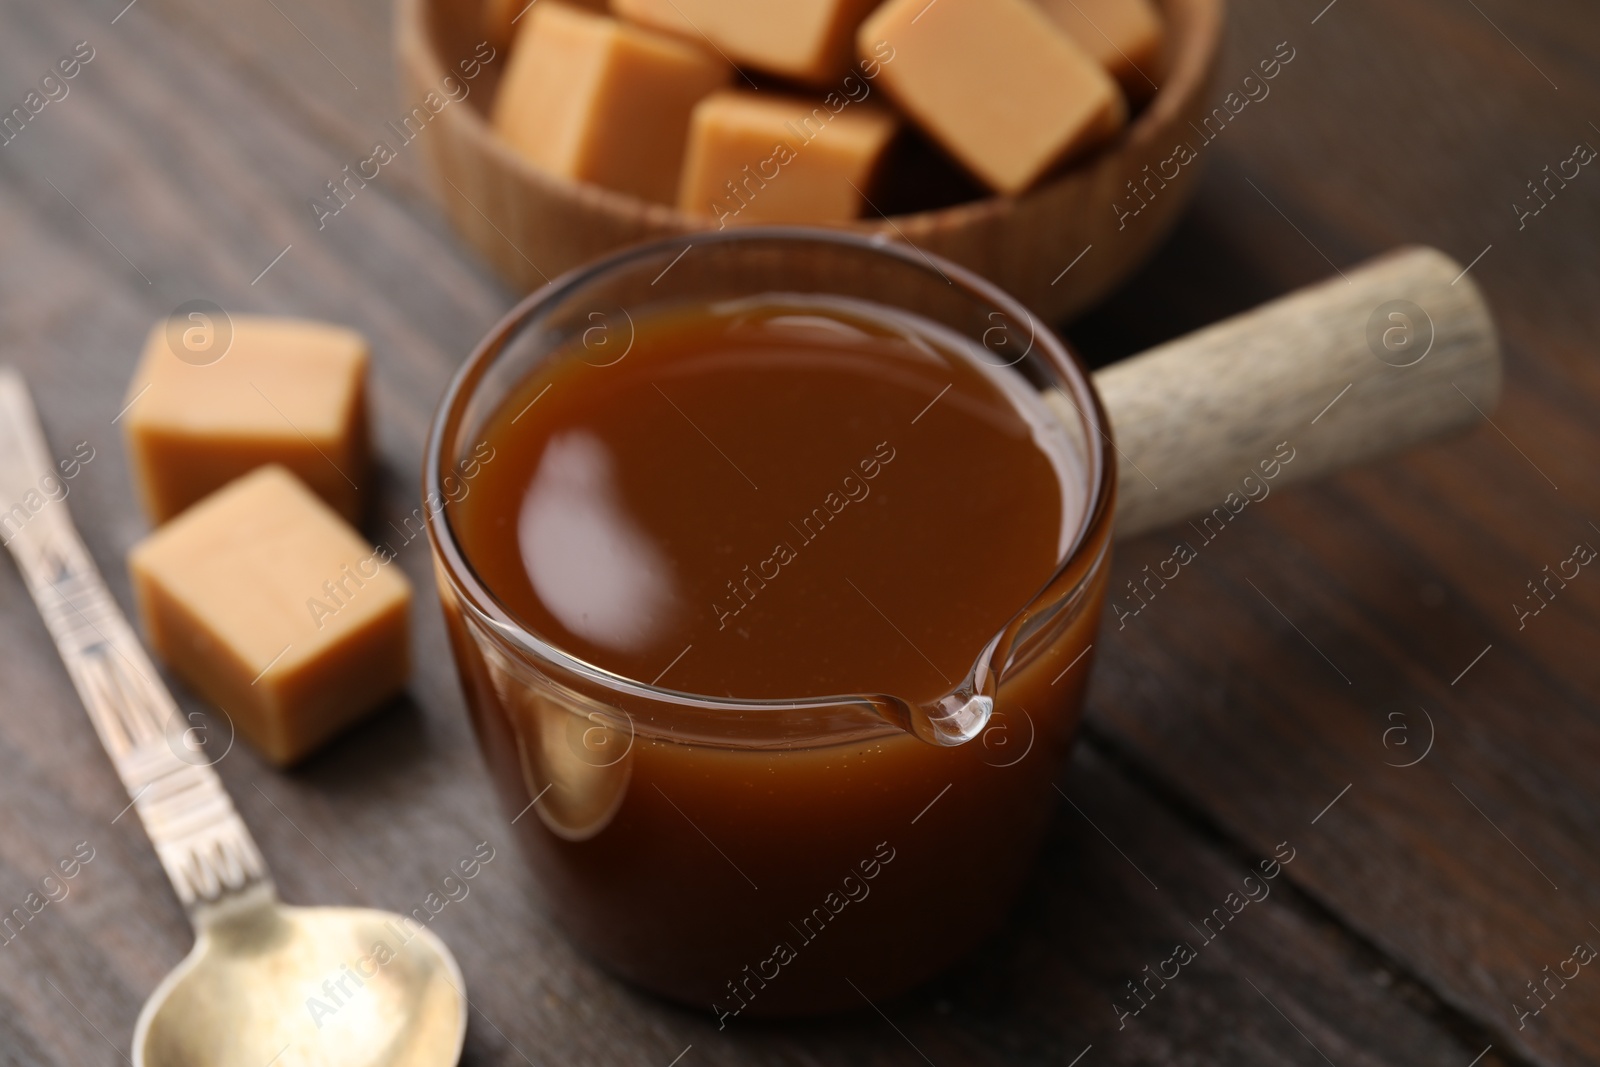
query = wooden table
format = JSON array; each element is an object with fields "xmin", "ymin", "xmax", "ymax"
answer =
[{"xmin": 0, "ymin": 0, "xmax": 1595, "ymax": 1064}]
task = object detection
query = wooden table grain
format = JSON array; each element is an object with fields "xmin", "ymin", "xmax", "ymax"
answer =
[{"xmin": 0, "ymin": 0, "xmax": 1596, "ymax": 1065}]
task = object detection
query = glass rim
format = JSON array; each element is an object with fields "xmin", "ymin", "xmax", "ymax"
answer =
[{"xmin": 422, "ymin": 226, "xmax": 1117, "ymax": 719}]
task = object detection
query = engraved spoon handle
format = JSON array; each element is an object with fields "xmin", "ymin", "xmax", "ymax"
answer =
[{"xmin": 0, "ymin": 368, "xmax": 273, "ymax": 915}]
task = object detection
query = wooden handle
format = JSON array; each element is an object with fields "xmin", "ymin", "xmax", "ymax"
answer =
[{"xmin": 1093, "ymin": 246, "xmax": 1502, "ymax": 540}]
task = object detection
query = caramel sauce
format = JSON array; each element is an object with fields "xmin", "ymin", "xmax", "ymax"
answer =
[
  {"xmin": 456, "ymin": 296, "xmax": 1077, "ymax": 705},
  {"xmin": 441, "ymin": 295, "xmax": 1106, "ymax": 1014}
]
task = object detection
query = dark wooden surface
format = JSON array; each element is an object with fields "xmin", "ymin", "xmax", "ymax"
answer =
[{"xmin": 0, "ymin": 0, "xmax": 1596, "ymax": 1064}]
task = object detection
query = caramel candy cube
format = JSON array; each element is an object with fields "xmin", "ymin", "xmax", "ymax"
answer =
[
  {"xmin": 492, "ymin": 2, "xmax": 729, "ymax": 205},
  {"xmin": 1035, "ymin": 0, "xmax": 1165, "ymax": 100},
  {"xmin": 484, "ymin": 0, "xmax": 603, "ymax": 51},
  {"xmin": 859, "ymin": 0, "xmax": 1125, "ymax": 195},
  {"xmin": 122, "ymin": 315, "xmax": 369, "ymax": 525},
  {"xmin": 128, "ymin": 466, "xmax": 411, "ymax": 766},
  {"xmin": 611, "ymin": 0, "xmax": 880, "ymax": 86},
  {"xmin": 679, "ymin": 90, "xmax": 897, "ymax": 225}
]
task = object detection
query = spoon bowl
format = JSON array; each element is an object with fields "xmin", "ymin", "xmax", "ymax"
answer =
[{"xmin": 135, "ymin": 886, "xmax": 466, "ymax": 1067}]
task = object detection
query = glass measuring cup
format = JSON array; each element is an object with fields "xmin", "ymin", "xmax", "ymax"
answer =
[{"xmin": 424, "ymin": 229, "xmax": 1115, "ymax": 1017}]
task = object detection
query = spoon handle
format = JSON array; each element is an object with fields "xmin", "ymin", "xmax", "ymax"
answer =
[{"xmin": 0, "ymin": 368, "xmax": 274, "ymax": 914}]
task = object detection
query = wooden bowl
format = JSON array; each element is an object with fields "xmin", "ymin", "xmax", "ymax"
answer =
[{"xmin": 395, "ymin": 0, "xmax": 1224, "ymax": 321}]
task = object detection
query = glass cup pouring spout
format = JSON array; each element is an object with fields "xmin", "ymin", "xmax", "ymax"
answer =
[{"xmin": 882, "ymin": 535, "xmax": 1113, "ymax": 749}]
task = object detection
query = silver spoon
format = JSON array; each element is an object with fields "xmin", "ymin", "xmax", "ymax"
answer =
[{"xmin": 0, "ymin": 369, "xmax": 467, "ymax": 1067}]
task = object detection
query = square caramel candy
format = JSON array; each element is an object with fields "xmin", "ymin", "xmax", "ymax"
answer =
[
  {"xmin": 1035, "ymin": 0, "xmax": 1165, "ymax": 100},
  {"xmin": 611, "ymin": 0, "xmax": 880, "ymax": 86},
  {"xmin": 678, "ymin": 90, "xmax": 897, "ymax": 225},
  {"xmin": 128, "ymin": 465, "xmax": 411, "ymax": 767},
  {"xmin": 492, "ymin": 2, "xmax": 730, "ymax": 205},
  {"xmin": 484, "ymin": 0, "xmax": 603, "ymax": 50},
  {"xmin": 859, "ymin": 0, "xmax": 1125, "ymax": 195},
  {"xmin": 122, "ymin": 314, "xmax": 369, "ymax": 524}
]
